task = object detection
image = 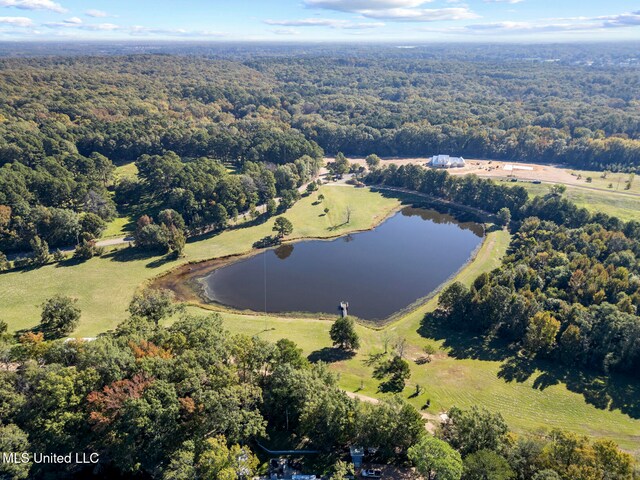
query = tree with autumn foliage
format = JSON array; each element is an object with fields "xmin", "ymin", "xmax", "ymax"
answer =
[{"xmin": 524, "ymin": 311, "xmax": 561, "ymax": 357}]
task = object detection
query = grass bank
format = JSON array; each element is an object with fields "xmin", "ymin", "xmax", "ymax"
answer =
[
  {"xmin": 208, "ymin": 227, "xmax": 640, "ymax": 456},
  {"xmin": 505, "ymin": 180, "xmax": 640, "ymax": 222},
  {"xmin": 0, "ymin": 186, "xmax": 400, "ymax": 335}
]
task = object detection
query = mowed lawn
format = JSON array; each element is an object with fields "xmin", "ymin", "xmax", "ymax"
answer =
[
  {"xmin": 192, "ymin": 228, "xmax": 640, "ymax": 457},
  {"xmin": 0, "ymin": 186, "xmax": 401, "ymax": 335},
  {"xmin": 101, "ymin": 163, "xmax": 139, "ymax": 238},
  {"xmin": 511, "ymin": 180, "xmax": 640, "ymax": 222},
  {"xmin": 101, "ymin": 215, "xmax": 134, "ymax": 239},
  {"xmin": 2, "ymin": 183, "xmax": 639, "ymax": 457}
]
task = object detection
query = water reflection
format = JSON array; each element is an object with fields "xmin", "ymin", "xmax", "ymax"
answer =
[
  {"xmin": 199, "ymin": 207, "xmax": 483, "ymax": 322},
  {"xmin": 274, "ymin": 244, "xmax": 294, "ymax": 260}
]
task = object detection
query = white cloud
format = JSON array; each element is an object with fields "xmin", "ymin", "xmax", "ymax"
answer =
[
  {"xmin": 265, "ymin": 18, "xmax": 385, "ymax": 29},
  {"xmin": 0, "ymin": 15, "xmax": 32, "ymax": 27},
  {"xmin": 304, "ymin": 0, "xmax": 477, "ymax": 22},
  {"xmin": 0, "ymin": 0, "xmax": 66, "ymax": 13},
  {"xmin": 599, "ymin": 10, "xmax": 640, "ymax": 28},
  {"xmin": 85, "ymin": 22, "xmax": 119, "ymax": 31},
  {"xmin": 41, "ymin": 18, "xmax": 229, "ymax": 37},
  {"xmin": 424, "ymin": 10, "xmax": 640, "ymax": 35},
  {"xmin": 343, "ymin": 21, "xmax": 386, "ymax": 29},
  {"xmin": 85, "ymin": 9, "xmax": 109, "ymax": 18},
  {"xmin": 44, "ymin": 20, "xmax": 120, "ymax": 31},
  {"xmin": 304, "ymin": 0, "xmax": 432, "ymax": 11},
  {"xmin": 362, "ymin": 7, "xmax": 477, "ymax": 21},
  {"xmin": 265, "ymin": 18, "xmax": 345, "ymax": 27},
  {"xmin": 483, "ymin": 0, "xmax": 524, "ymax": 4}
]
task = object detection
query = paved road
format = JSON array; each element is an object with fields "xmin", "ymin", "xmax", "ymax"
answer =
[
  {"xmin": 6, "ymin": 235, "xmax": 134, "ymax": 261},
  {"xmin": 96, "ymin": 236, "xmax": 134, "ymax": 247}
]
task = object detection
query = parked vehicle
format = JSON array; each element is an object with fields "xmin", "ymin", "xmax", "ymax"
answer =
[{"xmin": 361, "ymin": 469, "xmax": 382, "ymax": 478}]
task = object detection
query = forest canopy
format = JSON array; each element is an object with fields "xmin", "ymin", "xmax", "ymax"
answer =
[{"xmin": 1, "ymin": 46, "xmax": 639, "ymax": 253}]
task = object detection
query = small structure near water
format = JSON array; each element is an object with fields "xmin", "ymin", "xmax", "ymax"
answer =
[{"xmin": 340, "ymin": 301, "xmax": 349, "ymax": 317}]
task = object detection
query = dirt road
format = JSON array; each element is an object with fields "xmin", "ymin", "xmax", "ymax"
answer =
[
  {"xmin": 344, "ymin": 391, "xmax": 440, "ymax": 434},
  {"xmin": 332, "ymin": 156, "xmax": 640, "ymax": 198}
]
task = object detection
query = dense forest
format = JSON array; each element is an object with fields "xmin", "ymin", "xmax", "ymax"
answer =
[
  {"xmin": 1, "ymin": 44, "xmax": 640, "ymax": 478},
  {"xmin": 439, "ymin": 219, "xmax": 640, "ymax": 376},
  {"xmin": 1, "ymin": 46, "xmax": 639, "ymax": 254},
  {"xmin": 1, "ymin": 50, "xmax": 639, "ymax": 172},
  {"xmin": 366, "ymin": 164, "xmax": 640, "ymax": 379},
  {"xmin": 0, "ymin": 301, "xmax": 635, "ymax": 479}
]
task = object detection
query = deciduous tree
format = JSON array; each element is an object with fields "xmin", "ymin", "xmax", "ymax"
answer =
[
  {"xmin": 408, "ymin": 435, "xmax": 463, "ymax": 480},
  {"xmin": 330, "ymin": 316, "xmax": 360, "ymax": 351},
  {"xmin": 40, "ymin": 295, "xmax": 81, "ymax": 338}
]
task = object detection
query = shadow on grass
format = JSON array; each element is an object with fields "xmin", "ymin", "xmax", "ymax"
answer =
[
  {"xmin": 307, "ymin": 347, "xmax": 356, "ymax": 364},
  {"xmin": 103, "ymin": 247, "xmax": 159, "ymax": 263},
  {"xmin": 419, "ymin": 311, "xmax": 640, "ymax": 419},
  {"xmin": 363, "ymin": 352, "xmax": 386, "ymax": 367},
  {"xmin": 53, "ymin": 259, "xmax": 80, "ymax": 268},
  {"xmin": 327, "ymin": 222, "xmax": 349, "ymax": 231},
  {"xmin": 187, "ymin": 214, "xmax": 270, "ymax": 244},
  {"xmin": 419, "ymin": 311, "xmax": 511, "ymax": 362},
  {"xmin": 377, "ymin": 381, "xmax": 404, "ymax": 394},
  {"xmin": 146, "ymin": 255, "xmax": 178, "ymax": 269},
  {"xmin": 485, "ymin": 224, "xmax": 504, "ymax": 233}
]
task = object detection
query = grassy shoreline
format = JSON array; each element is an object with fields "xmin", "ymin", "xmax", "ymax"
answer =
[
  {"xmin": 2, "ymin": 184, "xmax": 638, "ymax": 457},
  {"xmin": 210, "ymin": 227, "xmax": 640, "ymax": 457},
  {"xmin": 150, "ymin": 202, "xmax": 482, "ymax": 329},
  {"xmin": 0, "ymin": 185, "xmax": 401, "ymax": 334}
]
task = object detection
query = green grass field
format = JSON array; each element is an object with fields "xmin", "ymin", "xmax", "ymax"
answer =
[
  {"xmin": 565, "ymin": 169, "xmax": 640, "ymax": 195},
  {"xmin": 114, "ymin": 162, "xmax": 139, "ymax": 179},
  {"xmin": 0, "ymin": 186, "xmax": 401, "ymax": 335},
  {"xmin": 101, "ymin": 163, "xmax": 140, "ymax": 238},
  {"xmin": 2, "ymin": 183, "xmax": 639, "ymax": 457},
  {"xmin": 503, "ymin": 180, "xmax": 640, "ymax": 222},
  {"xmin": 209, "ymin": 229, "xmax": 640, "ymax": 456},
  {"xmin": 101, "ymin": 215, "xmax": 134, "ymax": 238}
]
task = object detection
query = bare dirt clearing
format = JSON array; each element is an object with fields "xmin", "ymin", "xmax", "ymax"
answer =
[{"xmin": 335, "ymin": 156, "xmax": 640, "ymax": 197}]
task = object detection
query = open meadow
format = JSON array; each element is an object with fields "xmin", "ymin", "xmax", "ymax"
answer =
[
  {"xmin": 203, "ymin": 226, "xmax": 640, "ymax": 457},
  {"xmin": 0, "ymin": 185, "xmax": 401, "ymax": 334},
  {"xmin": 3, "ymin": 179, "xmax": 639, "ymax": 457}
]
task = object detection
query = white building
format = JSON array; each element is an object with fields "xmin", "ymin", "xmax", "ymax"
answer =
[{"xmin": 431, "ymin": 154, "xmax": 465, "ymax": 168}]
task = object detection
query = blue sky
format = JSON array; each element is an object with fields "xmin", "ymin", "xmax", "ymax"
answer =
[{"xmin": 0, "ymin": 0, "xmax": 639, "ymax": 42}]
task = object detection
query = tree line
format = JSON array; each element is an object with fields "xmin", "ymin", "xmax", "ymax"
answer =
[
  {"xmin": 365, "ymin": 164, "xmax": 640, "ymax": 378},
  {"xmin": 2, "ymin": 50, "xmax": 639, "ymax": 256},
  {"xmin": 0, "ymin": 289, "xmax": 635, "ymax": 479},
  {"xmin": 439, "ymin": 217, "xmax": 640, "ymax": 377}
]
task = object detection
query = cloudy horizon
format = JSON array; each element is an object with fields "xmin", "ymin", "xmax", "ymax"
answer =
[{"xmin": 0, "ymin": 0, "xmax": 638, "ymax": 42}]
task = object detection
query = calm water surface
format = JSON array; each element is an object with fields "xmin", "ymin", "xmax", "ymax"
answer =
[{"xmin": 199, "ymin": 207, "xmax": 483, "ymax": 321}]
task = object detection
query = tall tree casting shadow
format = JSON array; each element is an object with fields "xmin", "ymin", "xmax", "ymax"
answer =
[
  {"xmin": 307, "ymin": 347, "xmax": 356, "ymax": 364},
  {"xmin": 420, "ymin": 312, "xmax": 640, "ymax": 419}
]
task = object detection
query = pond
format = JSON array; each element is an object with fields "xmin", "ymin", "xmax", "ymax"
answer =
[{"xmin": 197, "ymin": 206, "xmax": 484, "ymax": 322}]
